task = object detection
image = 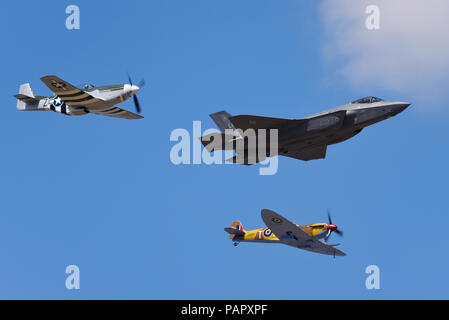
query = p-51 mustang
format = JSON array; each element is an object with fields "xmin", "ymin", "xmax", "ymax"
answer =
[
  {"xmin": 225, "ymin": 209, "xmax": 346, "ymax": 257},
  {"xmin": 14, "ymin": 75, "xmax": 144, "ymax": 119},
  {"xmin": 202, "ymin": 97, "xmax": 410, "ymax": 164}
]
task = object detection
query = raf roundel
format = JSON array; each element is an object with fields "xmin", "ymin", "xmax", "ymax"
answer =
[
  {"xmin": 51, "ymin": 80, "xmax": 67, "ymax": 90},
  {"xmin": 263, "ymin": 228, "xmax": 272, "ymax": 237},
  {"xmin": 272, "ymin": 218, "xmax": 282, "ymax": 223}
]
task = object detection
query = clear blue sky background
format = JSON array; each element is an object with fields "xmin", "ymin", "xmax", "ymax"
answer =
[{"xmin": 0, "ymin": 1, "xmax": 448, "ymax": 299}]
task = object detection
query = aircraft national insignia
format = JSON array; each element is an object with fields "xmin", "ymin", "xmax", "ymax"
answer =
[
  {"xmin": 51, "ymin": 97, "xmax": 63, "ymax": 107},
  {"xmin": 263, "ymin": 228, "xmax": 272, "ymax": 237},
  {"xmin": 50, "ymin": 80, "xmax": 67, "ymax": 90}
]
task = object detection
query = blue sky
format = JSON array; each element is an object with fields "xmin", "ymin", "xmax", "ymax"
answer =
[{"xmin": 0, "ymin": 0, "xmax": 448, "ymax": 299}]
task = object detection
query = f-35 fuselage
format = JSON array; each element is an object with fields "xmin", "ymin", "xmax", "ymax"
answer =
[
  {"xmin": 202, "ymin": 96, "xmax": 410, "ymax": 163},
  {"xmin": 277, "ymin": 97, "xmax": 410, "ymax": 156}
]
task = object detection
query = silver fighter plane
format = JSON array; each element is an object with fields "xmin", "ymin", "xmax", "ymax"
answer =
[{"xmin": 14, "ymin": 75, "xmax": 144, "ymax": 119}]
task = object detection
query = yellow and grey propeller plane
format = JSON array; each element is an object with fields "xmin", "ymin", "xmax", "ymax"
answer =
[
  {"xmin": 14, "ymin": 75, "xmax": 144, "ymax": 119},
  {"xmin": 225, "ymin": 209, "xmax": 346, "ymax": 257}
]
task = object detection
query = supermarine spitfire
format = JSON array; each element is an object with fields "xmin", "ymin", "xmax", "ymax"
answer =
[
  {"xmin": 14, "ymin": 75, "xmax": 144, "ymax": 119},
  {"xmin": 202, "ymin": 97, "xmax": 410, "ymax": 164},
  {"xmin": 225, "ymin": 209, "xmax": 346, "ymax": 257}
]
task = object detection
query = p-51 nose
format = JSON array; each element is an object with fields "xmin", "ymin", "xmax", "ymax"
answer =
[{"xmin": 130, "ymin": 85, "xmax": 140, "ymax": 95}]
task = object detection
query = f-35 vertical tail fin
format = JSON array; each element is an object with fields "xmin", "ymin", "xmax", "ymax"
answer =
[{"xmin": 210, "ymin": 111, "xmax": 236, "ymax": 132}]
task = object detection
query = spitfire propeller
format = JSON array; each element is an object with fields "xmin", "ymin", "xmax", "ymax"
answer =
[
  {"xmin": 324, "ymin": 209, "xmax": 343, "ymax": 243},
  {"xmin": 127, "ymin": 74, "xmax": 145, "ymax": 114}
]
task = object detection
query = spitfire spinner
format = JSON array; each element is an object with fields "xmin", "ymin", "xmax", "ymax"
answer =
[
  {"xmin": 14, "ymin": 75, "xmax": 144, "ymax": 119},
  {"xmin": 202, "ymin": 97, "xmax": 410, "ymax": 164},
  {"xmin": 225, "ymin": 209, "xmax": 346, "ymax": 257}
]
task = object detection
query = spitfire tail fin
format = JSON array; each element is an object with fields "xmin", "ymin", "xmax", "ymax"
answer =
[
  {"xmin": 224, "ymin": 220, "xmax": 245, "ymax": 240},
  {"xmin": 14, "ymin": 83, "xmax": 40, "ymax": 110}
]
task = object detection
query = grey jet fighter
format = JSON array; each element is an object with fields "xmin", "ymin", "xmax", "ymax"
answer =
[
  {"xmin": 201, "ymin": 96, "xmax": 410, "ymax": 164},
  {"xmin": 14, "ymin": 75, "xmax": 144, "ymax": 119}
]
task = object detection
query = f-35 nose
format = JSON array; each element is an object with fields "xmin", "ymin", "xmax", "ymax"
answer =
[{"xmin": 393, "ymin": 102, "xmax": 411, "ymax": 114}]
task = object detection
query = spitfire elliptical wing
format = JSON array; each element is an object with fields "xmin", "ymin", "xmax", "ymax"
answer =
[
  {"xmin": 261, "ymin": 209, "xmax": 346, "ymax": 256},
  {"xmin": 261, "ymin": 209, "xmax": 311, "ymax": 242}
]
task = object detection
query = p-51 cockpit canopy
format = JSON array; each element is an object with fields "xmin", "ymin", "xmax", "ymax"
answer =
[
  {"xmin": 351, "ymin": 96, "xmax": 383, "ymax": 104},
  {"xmin": 79, "ymin": 83, "xmax": 94, "ymax": 90}
]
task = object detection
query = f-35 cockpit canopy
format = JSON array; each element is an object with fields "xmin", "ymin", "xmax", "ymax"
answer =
[{"xmin": 351, "ymin": 96, "xmax": 383, "ymax": 104}]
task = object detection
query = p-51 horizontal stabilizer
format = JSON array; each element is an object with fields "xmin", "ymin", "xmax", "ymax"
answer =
[{"xmin": 14, "ymin": 94, "xmax": 40, "ymax": 105}]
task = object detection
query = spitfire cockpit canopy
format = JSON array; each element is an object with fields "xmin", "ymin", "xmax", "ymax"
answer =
[{"xmin": 351, "ymin": 96, "xmax": 383, "ymax": 104}]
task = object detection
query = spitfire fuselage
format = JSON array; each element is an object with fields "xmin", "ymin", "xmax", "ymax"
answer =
[{"xmin": 232, "ymin": 223, "xmax": 329, "ymax": 243}]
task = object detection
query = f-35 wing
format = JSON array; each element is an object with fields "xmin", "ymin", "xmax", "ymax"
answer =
[
  {"xmin": 261, "ymin": 209, "xmax": 346, "ymax": 256},
  {"xmin": 88, "ymin": 106, "xmax": 143, "ymax": 119},
  {"xmin": 229, "ymin": 115, "xmax": 305, "ymax": 132},
  {"xmin": 225, "ymin": 153, "xmax": 267, "ymax": 166},
  {"xmin": 40, "ymin": 75, "xmax": 103, "ymax": 107},
  {"xmin": 283, "ymin": 145, "xmax": 327, "ymax": 161}
]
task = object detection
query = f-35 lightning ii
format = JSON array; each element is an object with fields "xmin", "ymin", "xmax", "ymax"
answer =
[{"xmin": 201, "ymin": 97, "xmax": 410, "ymax": 164}]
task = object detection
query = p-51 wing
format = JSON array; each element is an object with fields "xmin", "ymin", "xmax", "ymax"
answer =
[
  {"xmin": 261, "ymin": 209, "xmax": 346, "ymax": 256},
  {"xmin": 88, "ymin": 106, "xmax": 143, "ymax": 119},
  {"xmin": 40, "ymin": 75, "xmax": 103, "ymax": 107}
]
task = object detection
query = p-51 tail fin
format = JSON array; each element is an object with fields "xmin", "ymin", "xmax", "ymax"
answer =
[{"xmin": 14, "ymin": 83, "xmax": 40, "ymax": 110}]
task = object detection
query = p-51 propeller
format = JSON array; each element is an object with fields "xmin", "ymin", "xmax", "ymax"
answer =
[{"xmin": 127, "ymin": 74, "xmax": 145, "ymax": 114}]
